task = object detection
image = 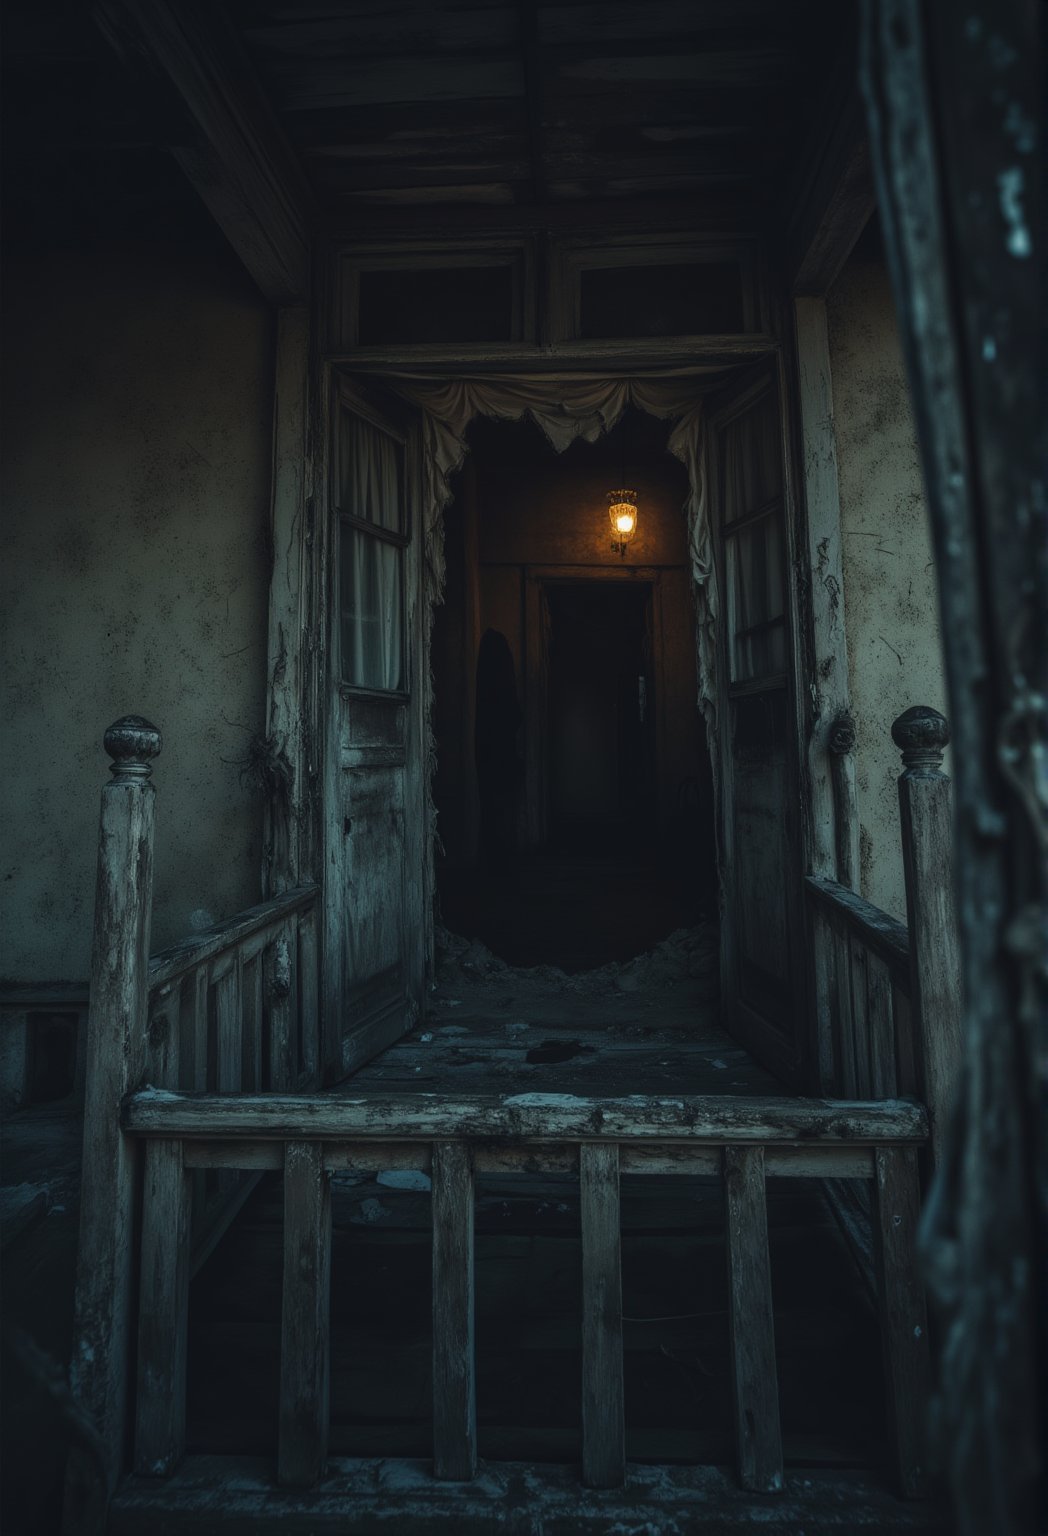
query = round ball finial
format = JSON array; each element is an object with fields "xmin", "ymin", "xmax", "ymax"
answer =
[
  {"xmin": 892, "ymin": 705, "xmax": 949, "ymax": 772},
  {"xmin": 827, "ymin": 710, "xmax": 857, "ymax": 756},
  {"xmin": 104, "ymin": 716, "xmax": 162, "ymax": 781}
]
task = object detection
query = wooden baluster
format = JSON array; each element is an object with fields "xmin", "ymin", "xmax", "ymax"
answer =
[
  {"xmin": 213, "ymin": 957, "xmax": 242, "ymax": 1093},
  {"xmin": 832, "ymin": 924, "xmax": 857, "ymax": 1096},
  {"xmin": 866, "ymin": 953, "xmax": 897, "ymax": 1097},
  {"xmin": 265, "ymin": 922, "xmax": 295, "ymax": 1090},
  {"xmin": 580, "ymin": 1142, "xmax": 624, "ymax": 1489},
  {"xmin": 186, "ymin": 963, "xmax": 209, "ymax": 1239},
  {"xmin": 872, "ymin": 1146, "xmax": 932, "ymax": 1497},
  {"xmin": 432, "ymin": 1141, "xmax": 477, "ymax": 1481},
  {"xmin": 892, "ymin": 707, "xmax": 962, "ymax": 1166},
  {"xmin": 848, "ymin": 937, "xmax": 870, "ymax": 1097},
  {"xmin": 810, "ymin": 904, "xmax": 837, "ymax": 1094},
  {"xmin": 298, "ymin": 905, "xmax": 320, "ymax": 1083},
  {"xmin": 827, "ymin": 710, "xmax": 860, "ymax": 890},
  {"xmin": 724, "ymin": 1145, "xmax": 783, "ymax": 1493},
  {"xmin": 278, "ymin": 1141, "xmax": 331, "ymax": 1487},
  {"xmin": 65, "ymin": 717, "xmax": 161, "ymax": 1531},
  {"xmin": 135, "ymin": 1139, "xmax": 190, "ymax": 1476},
  {"xmin": 148, "ymin": 979, "xmax": 181, "ymax": 1091},
  {"xmin": 243, "ymin": 955, "xmax": 264, "ymax": 1093}
]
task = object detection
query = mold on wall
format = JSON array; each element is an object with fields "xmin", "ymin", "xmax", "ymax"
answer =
[
  {"xmin": 0, "ymin": 232, "xmax": 275, "ymax": 981},
  {"xmin": 827, "ymin": 225, "xmax": 950, "ymax": 921}
]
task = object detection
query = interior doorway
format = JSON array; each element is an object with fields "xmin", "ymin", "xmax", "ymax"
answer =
[
  {"xmin": 432, "ymin": 407, "xmax": 716, "ymax": 971},
  {"xmin": 546, "ymin": 581, "xmax": 653, "ymax": 853}
]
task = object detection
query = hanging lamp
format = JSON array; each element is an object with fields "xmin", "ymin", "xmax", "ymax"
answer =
[{"xmin": 608, "ymin": 412, "xmax": 638, "ymax": 557}]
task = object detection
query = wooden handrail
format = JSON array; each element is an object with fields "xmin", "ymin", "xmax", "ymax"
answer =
[
  {"xmin": 122, "ymin": 1089, "xmax": 929, "ymax": 1143},
  {"xmin": 148, "ymin": 885, "xmax": 319, "ymax": 990},
  {"xmin": 129, "ymin": 1112, "xmax": 932, "ymax": 1508},
  {"xmin": 805, "ymin": 874, "xmax": 910, "ymax": 984}
]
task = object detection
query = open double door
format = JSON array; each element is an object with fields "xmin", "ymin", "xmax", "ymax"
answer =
[{"xmin": 322, "ymin": 366, "xmax": 809, "ymax": 1090}]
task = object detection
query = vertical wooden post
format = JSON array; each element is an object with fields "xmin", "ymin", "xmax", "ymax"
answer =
[
  {"xmin": 872, "ymin": 1146, "xmax": 932, "ymax": 1498},
  {"xmin": 265, "ymin": 923, "xmax": 296, "ymax": 1090},
  {"xmin": 134, "ymin": 1139, "xmax": 191, "ymax": 1476},
  {"xmin": 65, "ymin": 716, "xmax": 161, "ymax": 1530},
  {"xmin": 432, "ymin": 1141, "xmax": 477, "ymax": 1481},
  {"xmin": 827, "ymin": 710, "xmax": 860, "ymax": 891},
  {"xmin": 892, "ymin": 706, "xmax": 961, "ymax": 1165},
  {"xmin": 724, "ymin": 1145, "xmax": 783, "ymax": 1494},
  {"xmin": 279, "ymin": 1141, "xmax": 331, "ymax": 1487},
  {"xmin": 580, "ymin": 1142, "xmax": 625, "ymax": 1489}
]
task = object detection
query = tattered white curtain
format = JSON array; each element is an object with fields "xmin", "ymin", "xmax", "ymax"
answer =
[
  {"xmin": 340, "ymin": 413, "xmax": 403, "ymax": 691},
  {"xmin": 394, "ymin": 374, "xmax": 719, "ymax": 727}
]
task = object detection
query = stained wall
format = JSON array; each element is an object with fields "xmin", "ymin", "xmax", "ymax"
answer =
[
  {"xmin": 827, "ymin": 224, "xmax": 950, "ymax": 921},
  {"xmin": 1, "ymin": 228, "xmax": 275, "ymax": 982}
]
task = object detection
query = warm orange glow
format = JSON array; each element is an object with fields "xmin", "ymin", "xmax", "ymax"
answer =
[{"xmin": 608, "ymin": 489, "xmax": 638, "ymax": 553}]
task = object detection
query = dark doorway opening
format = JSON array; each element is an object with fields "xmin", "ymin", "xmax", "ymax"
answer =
[
  {"xmin": 432, "ymin": 409, "xmax": 716, "ymax": 972},
  {"xmin": 546, "ymin": 581, "xmax": 653, "ymax": 855}
]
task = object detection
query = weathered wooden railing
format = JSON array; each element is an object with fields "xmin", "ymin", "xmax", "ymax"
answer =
[
  {"xmin": 809, "ymin": 706, "xmax": 961, "ymax": 1166},
  {"xmin": 116, "ymin": 1090, "xmax": 932, "ymax": 1516},
  {"xmin": 65, "ymin": 717, "xmax": 321, "ymax": 1529}
]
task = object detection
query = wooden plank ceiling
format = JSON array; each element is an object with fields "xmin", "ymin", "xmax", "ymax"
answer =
[{"xmin": 226, "ymin": 0, "xmax": 846, "ymax": 214}]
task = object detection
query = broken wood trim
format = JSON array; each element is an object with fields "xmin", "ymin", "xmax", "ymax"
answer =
[
  {"xmin": 579, "ymin": 1143, "xmax": 625, "ymax": 1489},
  {"xmin": 431, "ymin": 1142, "xmax": 477, "ymax": 1481},
  {"xmin": 892, "ymin": 707, "xmax": 961, "ymax": 1167},
  {"xmin": 263, "ymin": 306, "xmax": 317, "ymax": 899},
  {"xmin": 65, "ymin": 717, "xmax": 161, "ymax": 1530},
  {"xmin": 93, "ymin": 0, "xmax": 314, "ymax": 303},
  {"xmin": 122, "ymin": 1090, "xmax": 929, "ymax": 1144}
]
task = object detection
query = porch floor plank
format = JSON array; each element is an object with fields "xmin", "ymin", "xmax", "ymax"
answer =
[{"xmin": 110, "ymin": 1454, "xmax": 950, "ymax": 1534}]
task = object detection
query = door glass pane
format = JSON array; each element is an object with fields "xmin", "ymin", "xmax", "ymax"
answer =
[
  {"xmin": 726, "ymin": 513, "xmax": 785, "ymax": 683},
  {"xmin": 340, "ymin": 526, "xmax": 404, "ymax": 691},
  {"xmin": 721, "ymin": 387, "xmax": 782, "ymax": 518},
  {"xmin": 338, "ymin": 408, "xmax": 404, "ymax": 534}
]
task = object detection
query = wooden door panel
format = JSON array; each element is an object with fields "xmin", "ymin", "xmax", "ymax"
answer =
[
  {"xmin": 325, "ymin": 380, "xmax": 423, "ymax": 1081},
  {"xmin": 711, "ymin": 368, "xmax": 805, "ymax": 1083}
]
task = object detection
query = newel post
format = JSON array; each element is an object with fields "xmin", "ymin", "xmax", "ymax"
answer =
[
  {"xmin": 892, "ymin": 706, "xmax": 961, "ymax": 1167},
  {"xmin": 64, "ymin": 717, "xmax": 161, "ymax": 1532}
]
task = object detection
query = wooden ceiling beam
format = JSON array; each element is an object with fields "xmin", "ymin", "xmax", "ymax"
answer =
[
  {"xmin": 93, "ymin": 0, "xmax": 315, "ymax": 304},
  {"xmin": 779, "ymin": 68, "xmax": 876, "ymax": 296}
]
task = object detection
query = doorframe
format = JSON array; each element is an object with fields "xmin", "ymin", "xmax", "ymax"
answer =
[
  {"xmin": 280, "ymin": 344, "xmax": 822, "ymax": 1082},
  {"xmin": 522, "ymin": 566, "xmax": 666, "ymax": 851}
]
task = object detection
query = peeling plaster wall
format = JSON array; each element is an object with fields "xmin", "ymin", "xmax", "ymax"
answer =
[
  {"xmin": 827, "ymin": 233, "xmax": 949, "ymax": 921},
  {"xmin": 1, "ymin": 233, "xmax": 274, "ymax": 982}
]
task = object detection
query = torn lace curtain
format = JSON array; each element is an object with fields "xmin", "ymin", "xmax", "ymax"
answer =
[
  {"xmin": 386, "ymin": 372, "xmax": 720, "ymax": 969},
  {"xmin": 394, "ymin": 372, "xmax": 720, "ymax": 733}
]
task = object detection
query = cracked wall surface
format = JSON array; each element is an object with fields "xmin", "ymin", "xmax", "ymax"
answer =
[
  {"xmin": 827, "ymin": 227, "xmax": 950, "ymax": 921},
  {"xmin": 1, "ymin": 231, "xmax": 274, "ymax": 981}
]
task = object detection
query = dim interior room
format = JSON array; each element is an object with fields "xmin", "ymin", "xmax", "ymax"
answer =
[{"xmin": 422, "ymin": 387, "xmax": 721, "ymax": 976}]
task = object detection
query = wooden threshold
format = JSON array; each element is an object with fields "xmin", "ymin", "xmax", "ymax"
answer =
[{"xmin": 109, "ymin": 1455, "xmax": 949, "ymax": 1534}]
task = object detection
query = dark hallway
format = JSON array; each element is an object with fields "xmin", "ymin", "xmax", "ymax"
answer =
[{"xmin": 432, "ymin": 409, "xmax": 716, "ymax": 973}]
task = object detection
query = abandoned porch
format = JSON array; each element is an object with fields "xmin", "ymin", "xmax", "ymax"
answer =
[{"xmin": 3, "ymin": 0, "xmax": 1042, "ymax": 1533}]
